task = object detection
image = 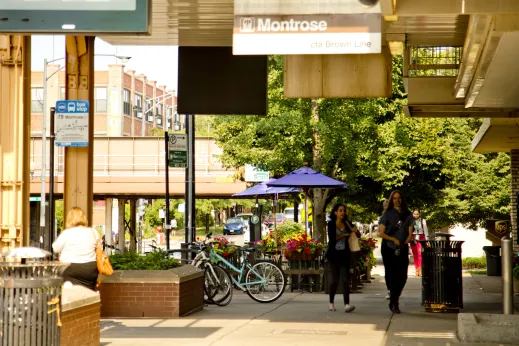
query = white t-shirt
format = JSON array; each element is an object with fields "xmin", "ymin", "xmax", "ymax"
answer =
[{"xmin": 52, "ymin": 226, "xmax": 99, "ymax": 263}]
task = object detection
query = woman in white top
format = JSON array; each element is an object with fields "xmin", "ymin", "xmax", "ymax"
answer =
[{"xmin": 52, "ymin": 207, "xmax": 99, "ymax": 290}]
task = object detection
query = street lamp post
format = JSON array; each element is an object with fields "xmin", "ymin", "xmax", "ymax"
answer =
[{"xmin": 40, "ymin": 54, "xmax": 131, "ymax": 250}]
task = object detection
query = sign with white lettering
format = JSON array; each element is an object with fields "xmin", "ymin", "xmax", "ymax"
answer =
[
  {"xmin": 168, "ymin": 134, "xmax": 188, "ymax": 168},
  {"xmin": 233, "ymin": 14, "xmax": 381, "ymax": 55},
  {"xmin": 55, "ymin": 100, "xmax": 89, "ymax": 147},
  {"xmin": 245, "ymin": 164, "xmax": 269, "ymax": 182}
]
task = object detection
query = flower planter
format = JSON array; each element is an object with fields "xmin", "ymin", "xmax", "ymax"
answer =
[{"xmin": 286, "ymin": 250, "xmax": 321, "ymax": 262}]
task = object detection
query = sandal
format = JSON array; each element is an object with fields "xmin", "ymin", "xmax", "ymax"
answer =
[{"xmin": 344, "ymin": 305, "xmax": 356, "ymax": 313}]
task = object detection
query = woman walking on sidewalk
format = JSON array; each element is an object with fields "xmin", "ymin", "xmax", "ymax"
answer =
[
  {"xmin": 326, "ymin": 203, "xmax": 359, "ymax": 313},
  {"xmin": 410, "ymin": 209, "xmax": 428, "ymax": 277},
  {"xmin": 378, "ymin": 191, "xmax": 414, "ymax": 313}
]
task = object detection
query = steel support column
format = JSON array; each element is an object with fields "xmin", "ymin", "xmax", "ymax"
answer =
[
  {"xmin": 0, "ymin": 35, "xmax": 31, "ymax": 252},
  {"xmin": 130, "ymin": 199, "xmax": 136, "ymax": 252},
  {"xmin": 64, "ymin": 36, "xmax": 94, "ymax": 226},
  {"xmin": 118, "ymin": 198, "xmax": 125, "ymax": 253},
  {"xmin": 105, "ymin": 198, "xmax": 113, "ymax": 255}
]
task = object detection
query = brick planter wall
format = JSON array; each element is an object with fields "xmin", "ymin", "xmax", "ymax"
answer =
[
  {"xmin": 99, "ymin": 265, "xmax": 204, "ymax": 318},
  {"xmin": 60, "ymin": 285, "xmax": 101, "ymax": 346}
]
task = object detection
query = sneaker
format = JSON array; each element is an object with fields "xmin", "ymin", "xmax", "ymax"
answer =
[
  {"xmin": 385, "ymin": 291, "xmax": 390, "ymax": 300},
  {"xmin": 345, "ymin": 305, "xmax": 356, "ymax": 313}
]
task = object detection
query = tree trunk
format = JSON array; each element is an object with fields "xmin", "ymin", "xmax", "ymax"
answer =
[{"xmin": 310, "ymin": 98, "xmax": 328, "ymax": 240}]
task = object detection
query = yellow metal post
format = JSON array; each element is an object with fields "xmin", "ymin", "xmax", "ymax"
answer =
[
  {"xmin": 0, "ymin": 35, "xmax": 31, "ymax": 251},
  {"xmin": 64, "ymin": 36, "xmax": 95, "ymax": 226}
]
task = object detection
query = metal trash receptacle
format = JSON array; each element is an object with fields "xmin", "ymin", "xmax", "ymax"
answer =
[
  {"xmin": 483, "ymin": 246, "xmax": 501, "ymax": 276},
  {"xmin": 419, "ymin": 233, "xmax": 464, "ymax": 313},
  {"xmin": 1, "ymin": 255, "xmax": 69, "ymax": 346}
]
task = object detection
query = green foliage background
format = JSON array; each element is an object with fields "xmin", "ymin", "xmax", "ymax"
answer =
[{"xmin": 211, "ymin": 55, "xmax": 511, "ymax": 232}]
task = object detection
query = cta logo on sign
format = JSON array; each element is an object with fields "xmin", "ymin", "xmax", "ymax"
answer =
[
  {"xmin": 233, "ymin": 14, "xmax": 382, "ymax": 55},
  {"xmin": 240, "ymin": 17, "xmax": 255, "ymax": 32}
]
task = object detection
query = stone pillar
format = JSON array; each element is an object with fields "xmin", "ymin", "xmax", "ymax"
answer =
[
  {"xmin": 0, "ymin": 35, "xmax": 31, "ymax": 251},
  {"xmin": 118, "ymin": 198, "xmax": 125, "ymax": 253},
  {"xmin": 107, "ymin": 64, "xmax": 124, "ymax": 136},
  {"xmin": 130, "ymin": 199, "xmax": 136, "ymax": 252},
  {"xmin": 105, "ymin": 198, "xmax": 113, "ymax": 255},
  {"xmin": 127, "ymin": 70, "xmax": 136, "ymax": 136},
  {"xmin": 63, "ymin": 36, "xmax": 95, "ymax": 226},
  {"xmin": 511, "ymin": 149, "xmax": 519, "ymax": 252}
]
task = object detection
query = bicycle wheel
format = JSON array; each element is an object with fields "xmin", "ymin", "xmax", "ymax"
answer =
[
  {"xmin": 205, "ymin": 265, "xmax": 233, "ymax": 307},
  {"xmin": 245, "ymin": 261, "xmax": 286, "ymax": 303}
]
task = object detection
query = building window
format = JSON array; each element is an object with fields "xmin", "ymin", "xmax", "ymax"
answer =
[
  {"xmin": 145, "ymin": 98, "xmax": 153, "ymax": 122},
  {"xmin": 95, "ymin": 87, "xmax": 107, "ymax": 113},
  {"xmin": 31, "ymin": 88, "xmax": 44, "ymax": 113},
  {"xmin": 60, "ymin": 87, "xmax": 66, "ymax": 100},
  {"xmin": 123, "ymin": 89, "xmax": 131, "ymax": 116},
  {"xmin": 134, "ymin": 93, "xmax": 142, "ymax": 118}
]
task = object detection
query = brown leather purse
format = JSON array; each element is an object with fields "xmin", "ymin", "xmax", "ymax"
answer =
[{"xmin": 93, "ymin": 229, "xmax": 113, "ymax": 287}]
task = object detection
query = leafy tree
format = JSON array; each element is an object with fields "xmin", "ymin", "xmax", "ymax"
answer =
[{"xmin": 212, "ymin": 54, "xmax": 511, "ymax": 237}]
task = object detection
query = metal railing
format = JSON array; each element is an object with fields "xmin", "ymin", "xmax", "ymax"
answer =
[
  {"xmin": 30, "ymin": 152, "xmax": 230, "ymax": 177},
  {"xmin": 29, "ymin": 136, "xmax": 234, "ymax": 178}
]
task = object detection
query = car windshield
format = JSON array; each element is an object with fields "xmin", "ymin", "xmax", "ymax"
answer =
[
  {"xmin": 267, "ymin": 213, "xmax": 284, "ymax": 220},
  {"xmin": 284, "ymin": 209, "xmax": 294, "ymax": 216},
  {"xmin": 227, "ymin": 218, "xmax": 242, "ymax": 224}
]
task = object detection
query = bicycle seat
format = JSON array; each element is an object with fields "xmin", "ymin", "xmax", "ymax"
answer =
[{"xmin": 240, "ymin": 247, "xmax": 256, "ymax": 253}]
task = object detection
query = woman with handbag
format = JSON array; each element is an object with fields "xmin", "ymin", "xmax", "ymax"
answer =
[
  {"xmin": 52, "ymin": 207, "xmax": 100, "ymax": 291},
  {"xmin": 410, "ymin": 209, "xmax": 428, "ymax": 277},
  {"xmin": 326, "ymin": 203, "xmax": 360, "ymax": 313},
  {"xmin": 378, "ymin": 191, "xmax": 415, "ymax": 314}
]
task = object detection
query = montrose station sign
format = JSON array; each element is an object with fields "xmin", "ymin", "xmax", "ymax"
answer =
[{"xmin": 233, "ymin": 14, "xmax": 381, "ymax": 55}]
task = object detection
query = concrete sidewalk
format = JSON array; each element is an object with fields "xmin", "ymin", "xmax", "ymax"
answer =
[{"xmin": 100, "ymin": 272, "xmax": 518, "ymax": 346}]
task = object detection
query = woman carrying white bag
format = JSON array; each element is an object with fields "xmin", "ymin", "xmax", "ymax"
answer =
[{"xmin": 326, "ymin": 203, "xmax": 361, "ymax": 313}]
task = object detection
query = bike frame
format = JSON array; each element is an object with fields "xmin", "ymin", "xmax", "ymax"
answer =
[{"xmin": 210, "ymin": 251, "xmax": 265, "ymax": 290}]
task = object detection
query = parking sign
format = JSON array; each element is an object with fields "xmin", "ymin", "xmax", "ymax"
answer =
[{"xmin": 55, "ymin": 100, "xmax": 89, "ymax": 147}]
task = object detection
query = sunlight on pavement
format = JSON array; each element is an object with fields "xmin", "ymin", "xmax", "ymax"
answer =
[{"xmin": 393, "ymin": 332, "xmax": 457, "ymax": 339}]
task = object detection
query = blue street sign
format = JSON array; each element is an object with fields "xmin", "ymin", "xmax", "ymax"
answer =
[{"xmin": 55, "ymin": 100, "xmax": 89, "ymax": 147}]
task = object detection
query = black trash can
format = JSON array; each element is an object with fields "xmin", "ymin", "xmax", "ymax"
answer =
[
  {"xmin": 0, "ymin": 258, "xmax": 69, "ymax": 346},
  {"xmin": 483, "ymin": 246, "xmax": 501, "ymax": 276},
  {"xmin": 419, "ymin": 233, "xmax": 464, "ymax": 313}
]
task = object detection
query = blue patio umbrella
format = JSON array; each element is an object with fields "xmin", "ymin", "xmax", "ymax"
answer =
[
  {"xmin": 267, "ymin": 166, "xmax": 346, "ymax": 236},
  {"xmin": 233, "ymin": 179, "xmax": 300, "ymax": 197},
  {"xmin": 233, "ymin": 179, "xmax": 300, "ymax": 232}
]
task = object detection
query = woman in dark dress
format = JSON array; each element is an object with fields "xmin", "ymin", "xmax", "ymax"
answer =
[
  {"xmin": 378, "ymin": 190, "xmax": 414, "ymax": 313},
  {"xmin": 326, "ymin": 203, "xmax": 359, "ymax": 313}
]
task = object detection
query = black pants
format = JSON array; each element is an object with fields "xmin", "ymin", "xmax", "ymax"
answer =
[
  {"xmin": 381, "ymin": 245, "xmax": 409, "ymax": 304},
  {"xmin": 63, "ymin": 261, "xmax": 99, "ymax": 291},
  {"xmin": 328, "ymin": 251, "xmax": 351, "ymax": 305}
]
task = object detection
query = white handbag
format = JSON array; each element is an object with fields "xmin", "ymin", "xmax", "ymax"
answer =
[{"xmin": 348, "ymin": 229, "xmax": 361, "ymax": 252}]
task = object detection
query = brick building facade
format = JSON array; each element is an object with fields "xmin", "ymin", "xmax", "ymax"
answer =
[{"xmin": 31, "ymin": 65, "xmax": 182, "ymax": 137}]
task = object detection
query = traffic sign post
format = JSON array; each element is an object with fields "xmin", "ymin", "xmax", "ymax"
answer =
[
  {"xmin": 168, "ymin": 134, "xmax": 188, "ymax": 168},
  {"xmin": 55, "ymin": 100, "xmax": 89, "ymax": 147}
]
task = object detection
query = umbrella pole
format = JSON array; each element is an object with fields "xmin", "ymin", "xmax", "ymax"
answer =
[{"xmin": 304, "ymin": 188, "xmax": 310, "ymax": 237}]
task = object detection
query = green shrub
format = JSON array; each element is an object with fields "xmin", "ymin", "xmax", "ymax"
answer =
[
  {"xmin": 275, "ymin": 221, "xmax": 305, "ymax": 241},
  {"xmin": 462, "ymin": 256, "xmax": 487, "ymax": 269},
  {"xmin": 110, "ymin": 249, "xmax": 181, "ymax": 270}
]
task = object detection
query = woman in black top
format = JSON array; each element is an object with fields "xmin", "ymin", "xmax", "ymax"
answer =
[
  {"xmin": 378, "ymin": 190, "xmax": 414, "ymax": 314},
  {"xmin": 326, "ymin": 203, "xmax": 359, "ymax": 313}
]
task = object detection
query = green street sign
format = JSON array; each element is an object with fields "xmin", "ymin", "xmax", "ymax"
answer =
[
  {"xmin": 168, "ymin": 134, "xmax": 188, "ymax": 168},
  {"xmin": 169, "ymin": 150, "xmax": 187, "ymax": 168},
  {"xmin": 29, "ymin": 197, "xmax": 41, "ymax": 202}
]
